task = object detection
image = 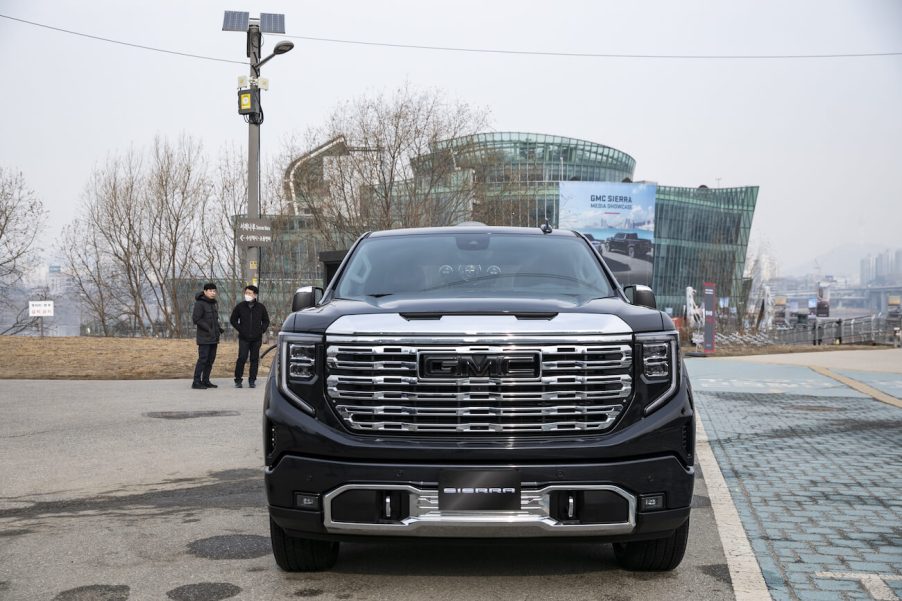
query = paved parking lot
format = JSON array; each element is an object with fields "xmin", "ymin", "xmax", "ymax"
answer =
[
  {"xmin": 0, "ymin": 380, "xmax": 731, "ymax": 601},
  {"xmin": 2, "ymin": 348, "xmax": 900, "ymax": 601}
]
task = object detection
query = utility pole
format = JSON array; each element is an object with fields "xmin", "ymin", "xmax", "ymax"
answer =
[
  {"xmin": 246, "ymin": 21, "xmax": 262, "ymax": 288},
  {"xmin": 223, "ymin": 11, "xmax": 292, "ymax": 289}
]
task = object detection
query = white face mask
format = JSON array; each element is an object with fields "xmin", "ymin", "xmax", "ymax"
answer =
[{"xmin": 244, "ymin": 294, "xmax": 255, "ymax": 303}]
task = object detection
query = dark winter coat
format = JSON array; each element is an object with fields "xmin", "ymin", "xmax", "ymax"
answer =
[
  {"xmin": 192, "ymin": 292, "xmax": 223, "ymax": 345},
  {"xmin": 229, "ymin": 300, "xmax": 270, "ymax": 341}
]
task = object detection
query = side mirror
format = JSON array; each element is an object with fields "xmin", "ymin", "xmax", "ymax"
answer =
[
  {"xmin": 623, "ymin": 285, "xmax": 657, "ymax": 310},
  {"xmin": 292, "ymin": 286, "xmax": 323, "ymax": 312}
]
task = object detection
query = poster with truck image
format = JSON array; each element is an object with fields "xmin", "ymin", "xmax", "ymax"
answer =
[{"xmin": 558, "ymin": 181, "xmax": 656, "ymax": 287}]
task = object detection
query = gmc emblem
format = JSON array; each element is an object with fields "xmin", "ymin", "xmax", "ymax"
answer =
[{"xmin": 419, "ymin": 352, "xmax": 541, "ymax": 379}]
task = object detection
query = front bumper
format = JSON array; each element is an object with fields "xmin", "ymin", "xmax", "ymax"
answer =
[
  {"xmin": 266, "ymin": 454, "xmax": 693, "ymax": 542},
  {"xmin": 264, "ymin": 359, "xmax": 695, "ymax": 542}
]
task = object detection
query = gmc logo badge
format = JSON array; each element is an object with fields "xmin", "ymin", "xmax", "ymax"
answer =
[{"xmin": 419, "ymin": 353, "xmax": 541, "ymax": 379}]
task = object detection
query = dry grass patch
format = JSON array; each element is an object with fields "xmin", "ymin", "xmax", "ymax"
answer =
[
  {"xmin": 0, "ymin": 336, "xmax": 885, "ymax": 380},
  {"xmin": 693, "ymin": 343, "xmax": 883, "ymax": 357},
  {"xmin": 0, "ymin": 337, "xmax": 275, "ymax": 380}
]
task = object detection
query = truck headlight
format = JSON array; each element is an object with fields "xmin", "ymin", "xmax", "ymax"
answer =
[
  {"xmin": 636, "ymin": 333, "xmax": 679, "ymax": 416},
  {"xmin": 642, "ymin": 342, "xmax": 670, "ymax": 379},
  {"xmin": 278, "ymin": 333, "xmax": 321, "ymax": 415},
  {"xmin": 288, "ymin": 343, "xmax": 316, "ymax": 380}
]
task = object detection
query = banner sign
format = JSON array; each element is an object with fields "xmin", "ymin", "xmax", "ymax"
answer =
[
  {"xmin": 236, "ymin": 218, "xmax": 273, "ymax": 247},
  {"xmin": 703, "ymin": 282, "xmax": 716, "ymax": 354},
  {"xmin": 29, "ymin": 301, "xmax": 54, "ymax": 317},
  {"xmin": 558, "ymin": 181, "xmax": 657, "ymax": 287}
]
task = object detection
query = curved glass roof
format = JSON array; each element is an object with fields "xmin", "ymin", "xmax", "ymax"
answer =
[{"xmin": 436, "ymin": 132, "xmax": 636, "ymax": 178}]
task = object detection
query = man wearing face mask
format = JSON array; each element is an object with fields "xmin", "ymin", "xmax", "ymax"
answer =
[
  {"xmin": 229, "ymin": 285, "xmax": 270, "ymax": 388},
  {"xmin": 192, "ymin": 282, "xmax": 224, "ymax": 389}
]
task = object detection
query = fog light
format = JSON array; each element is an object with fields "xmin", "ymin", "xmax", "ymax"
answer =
[
  {"xmin": 295, "ymin": 493, "xmax": 321, "ymax": 510},
  {"xmin": 640, "ymin": 494, "xmax": 665, "ymax": 511}
]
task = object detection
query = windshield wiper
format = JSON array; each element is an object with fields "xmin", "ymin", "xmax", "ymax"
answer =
[{"xmin": 367, "ymin": 293, "xmax": 394, "ymax": 298}]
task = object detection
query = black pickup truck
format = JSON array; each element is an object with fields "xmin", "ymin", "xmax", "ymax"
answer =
[
  {"xmin": 264, "ymin": 225, "xmax": 694, "ymax": 572},
  {"xmin": 605, "ymin": 232, "xmax": 653, "ymax": 259}
]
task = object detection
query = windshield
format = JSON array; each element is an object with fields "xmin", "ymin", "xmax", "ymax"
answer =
[{"xmin": 334, "ymin": 232, "xmax": 615, "ymax": 302}]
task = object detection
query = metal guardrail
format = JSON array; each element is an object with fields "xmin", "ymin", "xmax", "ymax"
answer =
[
  {"xmin": 708, "ymin": 315, "xmax": 900, "ymax": 348},
  {"xmin": 771, "ymin": 316, "xmax": 893, "ymax": 346}
]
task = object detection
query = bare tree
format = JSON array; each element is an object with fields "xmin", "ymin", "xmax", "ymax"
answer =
[
  {"xmin": 0, "ymin": 167, "xmax": 47, "ymax": 300},
  {"xmin": 60, "ymin": 135, "xmax": 215, "ymax": 338},
  {"xmin": 197, "ymin": 143, "xmax": 247, "ymax": 311},
  {"xmin": 141, "ymin": 135, "xmax": 209, "ymax": 337},
  {"xmin": 59, "ymin": 218, "xmax": 124, "ymax": 336},
  {"xmin": 0, "ymin": 303, "xmax": 38, "ymax": 336},
  {"xmin": 84, "ymin": 151, "xmax": 153, "ymax": 335},
  {"xmin": 293, "ymin": 84, "xmax": 491, "ymax": 248}
]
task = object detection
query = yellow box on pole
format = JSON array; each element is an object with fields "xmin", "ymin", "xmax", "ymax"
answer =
[{"xmin": 237, "ymin": 88, "xmax": 260, "ymax": 115}]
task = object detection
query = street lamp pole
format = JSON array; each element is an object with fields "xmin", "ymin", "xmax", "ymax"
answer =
[
  {"xmin": 246, "ymin": 21, "xmax": 262, "ymax": 288},
  {"xmin": 223, "ymin": 11, "xmax": 292, "ymax": 289}
]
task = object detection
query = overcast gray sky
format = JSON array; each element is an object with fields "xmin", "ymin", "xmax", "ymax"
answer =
[{"xmin": 2, "ymin": 0, "xmax": 900, "ymax": 277}]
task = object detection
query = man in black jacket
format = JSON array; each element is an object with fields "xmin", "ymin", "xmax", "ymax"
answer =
[
  {"xmin": 230, "ymin": 285, "xmax": 270, "ymax": 388},
  {"xmin": 192, "ymin": 282, "xmax": 224, "ymax": 389}
]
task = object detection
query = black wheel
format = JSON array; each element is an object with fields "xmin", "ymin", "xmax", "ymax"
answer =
[
  {"xmin": 612, "ymin": 517, "xmax": 689, "ymax": 571},
  {"xmin": 270, "ymin": 517, "xmax": 339, "ymax": 572},
  {"xmin": 628, "ymin": 246, "xmax": 636, "ymax": 258}
]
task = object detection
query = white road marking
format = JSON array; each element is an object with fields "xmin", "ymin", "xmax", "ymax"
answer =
[
  {"xmin": 817, "ymin": 572, "xmax": 902, "ymax": 601},
  {"xmin": 695, "ymin": 412, "xmax": 772, "ymax": 601}
]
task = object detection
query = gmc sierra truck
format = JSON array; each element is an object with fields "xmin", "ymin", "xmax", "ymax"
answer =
[
  {"xmin": 605, "ymin": 232, "xmax": 653, "ymax": 259},
  {"xmin": 264, "ymin": 225, "xmax": 695, "ymax": 572}
]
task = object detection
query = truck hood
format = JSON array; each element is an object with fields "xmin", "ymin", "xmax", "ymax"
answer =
[{"xmin": 282, "ymin": 296, "xmax": 668, "ymax": 335}]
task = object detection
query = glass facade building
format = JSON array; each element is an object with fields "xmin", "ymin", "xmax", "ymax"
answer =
[
  {"xmin": 652, "ymin": 186, "xmax": 758, "ymax": 314},
  {"xmin": 281, "ymin": 131, "xmax": 758, "ymax": 317},
  {"xmin": 435, "ymin": 132, "xmax": 636, "ymax": 227}
]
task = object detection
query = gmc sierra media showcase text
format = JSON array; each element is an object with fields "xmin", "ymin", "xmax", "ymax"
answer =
[{"xmin": 264, "ymin": 225, "xmax": 695, "ymax": 572}]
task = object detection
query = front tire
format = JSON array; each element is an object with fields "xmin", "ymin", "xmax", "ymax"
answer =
[
  {"xmin": 270, "ymin": 517, "xmax": 339, "ymax": 572},
  {"xmin": 612, "ymin": 517, "xmax": 689, "ymax": 571}
]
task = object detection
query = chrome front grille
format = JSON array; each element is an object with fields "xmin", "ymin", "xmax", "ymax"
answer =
[{"xmin": 325, "ymin": 339, "xmax": 633, "ymax": 434}]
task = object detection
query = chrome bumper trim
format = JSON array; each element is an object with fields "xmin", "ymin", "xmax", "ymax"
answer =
[{"xmin": 322, "ymin": 483, "xmax": 637, "ymax": 537}]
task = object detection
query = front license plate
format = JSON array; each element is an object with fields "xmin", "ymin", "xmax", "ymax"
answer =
[{"xmin": 438, "ymin": 469, "xmax": 520, "ymax": 511}]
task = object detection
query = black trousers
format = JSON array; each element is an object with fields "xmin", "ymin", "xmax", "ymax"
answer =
[
  {"xmin": 234, "ymin": 337, "xmax": 263, "ymax": 382},
  {"xmin": 194, "ymin": 343, "xmax": 218, "ymax": 384}
]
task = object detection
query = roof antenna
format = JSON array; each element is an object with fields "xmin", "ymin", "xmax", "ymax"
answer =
[{"xmin": 540, "ymin": 218, "xmax": 553, "ymax": 234}]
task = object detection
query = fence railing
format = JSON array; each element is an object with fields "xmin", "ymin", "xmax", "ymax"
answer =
[
  {"xmin": 704, "ymin": 315, "xmax": 900, "ymax": 349},
  {"xmin": 770, "ymin": 315, "xmax": 895, "ymax": 346}
]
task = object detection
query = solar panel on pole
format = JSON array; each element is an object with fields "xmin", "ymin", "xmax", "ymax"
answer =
[
  {"xmin": 259, "ymin": 13, "xmax": 286, "ymax": 34},
  {"xmin": 222, "ymin": 11, "xmax": 250, "ymax": 32}
]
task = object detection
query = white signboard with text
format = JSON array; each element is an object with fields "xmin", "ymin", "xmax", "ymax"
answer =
[{"xmin": 29, "ymin": 301, "xmax": 54, "ymax": 317}]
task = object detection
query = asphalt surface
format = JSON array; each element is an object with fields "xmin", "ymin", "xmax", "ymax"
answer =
[
  {"xmin": 7, "ymin": 349, "xmax": 897, "ymax": 601},
  {"xmin": 0, "ymin": 379, "xmax": 732, "ymax": 601}
]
